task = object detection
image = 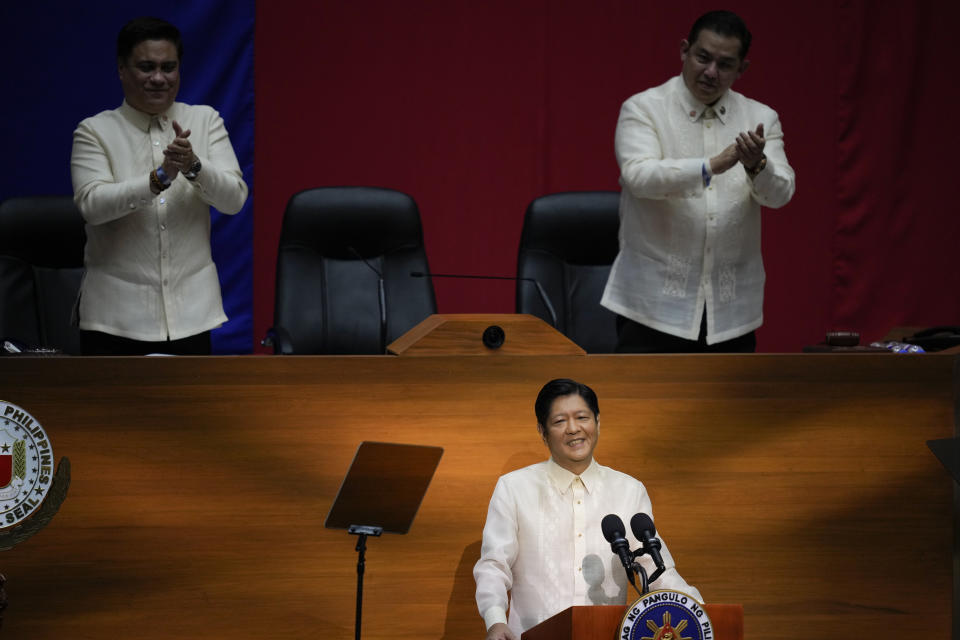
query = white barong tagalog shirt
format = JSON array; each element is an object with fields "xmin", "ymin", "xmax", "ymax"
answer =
[
  {"xmin": 603, "ymin": 75, "xmax": 795, "ymax": 343},
  {"xmin": 474, "ymin": 458, "xmax": 702, "ymax": 637},
  {"xmin": 71, "ymin": 100, "xmax": 248, "ymax": 341}
]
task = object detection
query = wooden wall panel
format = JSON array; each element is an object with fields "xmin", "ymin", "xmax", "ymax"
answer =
[{"xmin": 0, "ymin": 354, "xmax": 952, "ymax": 638}]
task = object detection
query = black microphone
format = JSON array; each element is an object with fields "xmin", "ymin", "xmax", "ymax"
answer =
[
  {"xmin": 348, "ymin": 246, "xmax": 387, "ymax": 354},
  {"xmin": 601, "ymin": 514, "xmax": 636, "ymax": 587},
  {"xmin": 630, "ymin": 513, "xmax": 665, "ymax": 583},
  {"xmin": 410, "ymin": 271, "xmax": 558, "ymax": 328}
]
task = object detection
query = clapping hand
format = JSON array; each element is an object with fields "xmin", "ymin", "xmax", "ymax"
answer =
[{"xmin": 161, "ymin": 120, "xmax": 196, "ymax": 177}]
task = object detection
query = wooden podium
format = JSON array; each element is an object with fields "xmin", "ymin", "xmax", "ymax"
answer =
[
  {"xmin": 521, "ymin": 604, "xmax": 744, "ymax": 640},
  {"xmin": 387, "ymin": 314, "xmax": 585, "ymax": 355}
]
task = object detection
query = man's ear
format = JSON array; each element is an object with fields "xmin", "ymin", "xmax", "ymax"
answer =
[
  {"xmin": 680, "ymin": 38, "xmax": 691, "ymax": 61},
  {"xmin": 739, "ymin": 59, "xmax": 751, "ymax": 76}
]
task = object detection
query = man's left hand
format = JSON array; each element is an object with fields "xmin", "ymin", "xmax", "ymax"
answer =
[
  {"xmin": 736, "ymin": 123, "xmax": 765, "ymax": 172},
  {"xmin": 163, "ymin": 120, "xmax": 197, "ymax": 173}
]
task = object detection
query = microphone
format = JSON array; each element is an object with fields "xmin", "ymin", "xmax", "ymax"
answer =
[
  {"xmin": 601, "ymin": 514, "xmax": 636, "ymax": 588},
  {"xmin": 410, "ymin": 271, "xmax": 558, "ymax": 328},
  {"xmin": 630, "ymin": 513, "xmax": 665, "ymax": 583},
  {"xmin": 348, "ymin": 246, "xmax": 387, "ymax": 354}
]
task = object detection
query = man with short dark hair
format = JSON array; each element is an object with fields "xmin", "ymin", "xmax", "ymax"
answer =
[
  {"xmin": 71, "ymin": 17, "xmax": 247, "ymax": 355},
  {"xmin": 473, "ymin": 379, "xmax": 700, "ymax": 640},
  {"xmin": 603, "ymin": 10, "xmax": 795, "ymax": 353}
]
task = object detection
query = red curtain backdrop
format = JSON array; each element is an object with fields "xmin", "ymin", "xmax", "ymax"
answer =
[{"xmin": 254, "ymin": 1, "xmax": 960, "ymax": 352}]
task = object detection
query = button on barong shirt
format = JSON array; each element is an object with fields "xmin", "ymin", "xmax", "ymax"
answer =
[
  {"xmin": 474, "ymin": 458, "xmax": 702, "ymax": 637},
  {"xmin": 71, "ymin": 100, "xmax": 248, "ymax": 341},
  {"xmin": 602, "ymin": 75, "xmax": 795, "ymax": 344}
]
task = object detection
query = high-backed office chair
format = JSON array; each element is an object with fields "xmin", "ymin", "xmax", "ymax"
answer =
[
  {"xmin": 516, "ymin": 191, "xmax": 621, "ymax": 353},
  {"xmin": 267, "ymin": 187, "xmax": 437, "ymax": 354},
  {"xmin": 0, "ymin": 196, "xmax": 86, "ymax": 354}
]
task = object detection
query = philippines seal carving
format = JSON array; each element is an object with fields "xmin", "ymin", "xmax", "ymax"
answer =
[
  {"xmin": 619, "ymin": 589, "xmax": 713, "ymax": 640},
  {"xmin": 0, "ymin": 401, "xmax": 70, "ymax": 549}
]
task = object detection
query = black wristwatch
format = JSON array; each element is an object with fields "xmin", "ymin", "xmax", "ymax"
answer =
[
  {"xmin": 745, "ymin": 155, "xmax": 767, "ymax": 179},
  {"xmin": 184, "ymin": 159, "xmax": 202, "ymax": 181}
]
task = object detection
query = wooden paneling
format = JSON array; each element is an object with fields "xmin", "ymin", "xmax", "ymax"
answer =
[{"xmin": 0, "ymin": 353, "xmax": 953, "ymax": 638}]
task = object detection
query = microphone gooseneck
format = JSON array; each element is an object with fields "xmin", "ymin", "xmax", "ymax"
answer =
[
  {"xmin": 349, "ymin": 246, "xmax": 387, "ymax": 354},
  {"xmin": 601, "ymin": 514, "xmax": 637, "ymax": 589},
  {"xmin": 409, "ymin": 271, "xmax": 558, "ymax": 327},
  {"xmin": 630, "ymin": 512, "xmax": 666, "ymax": 584}
]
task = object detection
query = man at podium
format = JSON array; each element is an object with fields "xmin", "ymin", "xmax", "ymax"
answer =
[{"xmin": 473, "ymin": 379, "xmax": 701, "ymax": 640}]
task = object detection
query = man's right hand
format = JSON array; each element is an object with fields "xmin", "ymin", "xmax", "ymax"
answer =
[
  {"xmin": 709, "ymin": 143, "xmax": 739, "ymax": 176},
  {"xmin": 161, "ymin": 121, "xmax": 194, "ymax": 180},
  {"xmin": 485, "ymin": 622, "xmax": 517, "ymax": 640}
]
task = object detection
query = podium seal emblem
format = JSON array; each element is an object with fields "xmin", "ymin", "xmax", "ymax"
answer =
[
  {"xmin": 0, "ymin": 401, "xmax": 69, "ymax": 627},
  {"xmin": 0, "ymin": 402, "xmax": 54, "ymax": 528},
  {"xmin": 619, "ymin": 590, "xmax": 713, "ymax": 640},
  {"xmin": 0, "ymin": 401, "xmax": 70, "ymax": 549}
]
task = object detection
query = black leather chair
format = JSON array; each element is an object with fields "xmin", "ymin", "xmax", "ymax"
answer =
[
  {"xmin": 267, "ymin": 187, "xmax": 437, "ymax": 354},
  {"xmin": 0, "ymin": 196, "xmax": 86, "ymax": 355},
  {"xmin": 516, "ymin": 191, "xmax": 621, "ymax": 353}
]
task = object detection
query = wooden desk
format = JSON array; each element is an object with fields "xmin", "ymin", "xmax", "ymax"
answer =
[{"xmin": 0, "ymin": 353, "xmax": 953, "ymax": 639}]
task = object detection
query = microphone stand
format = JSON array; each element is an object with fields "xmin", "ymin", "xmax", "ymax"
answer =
[
  {"xmin": 349, "ymin": 524, "xmax": 383, "ymax": 640},
  {"xmin": 629, "ymin": 559, "xmax": 649, "ymax": 597}
]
